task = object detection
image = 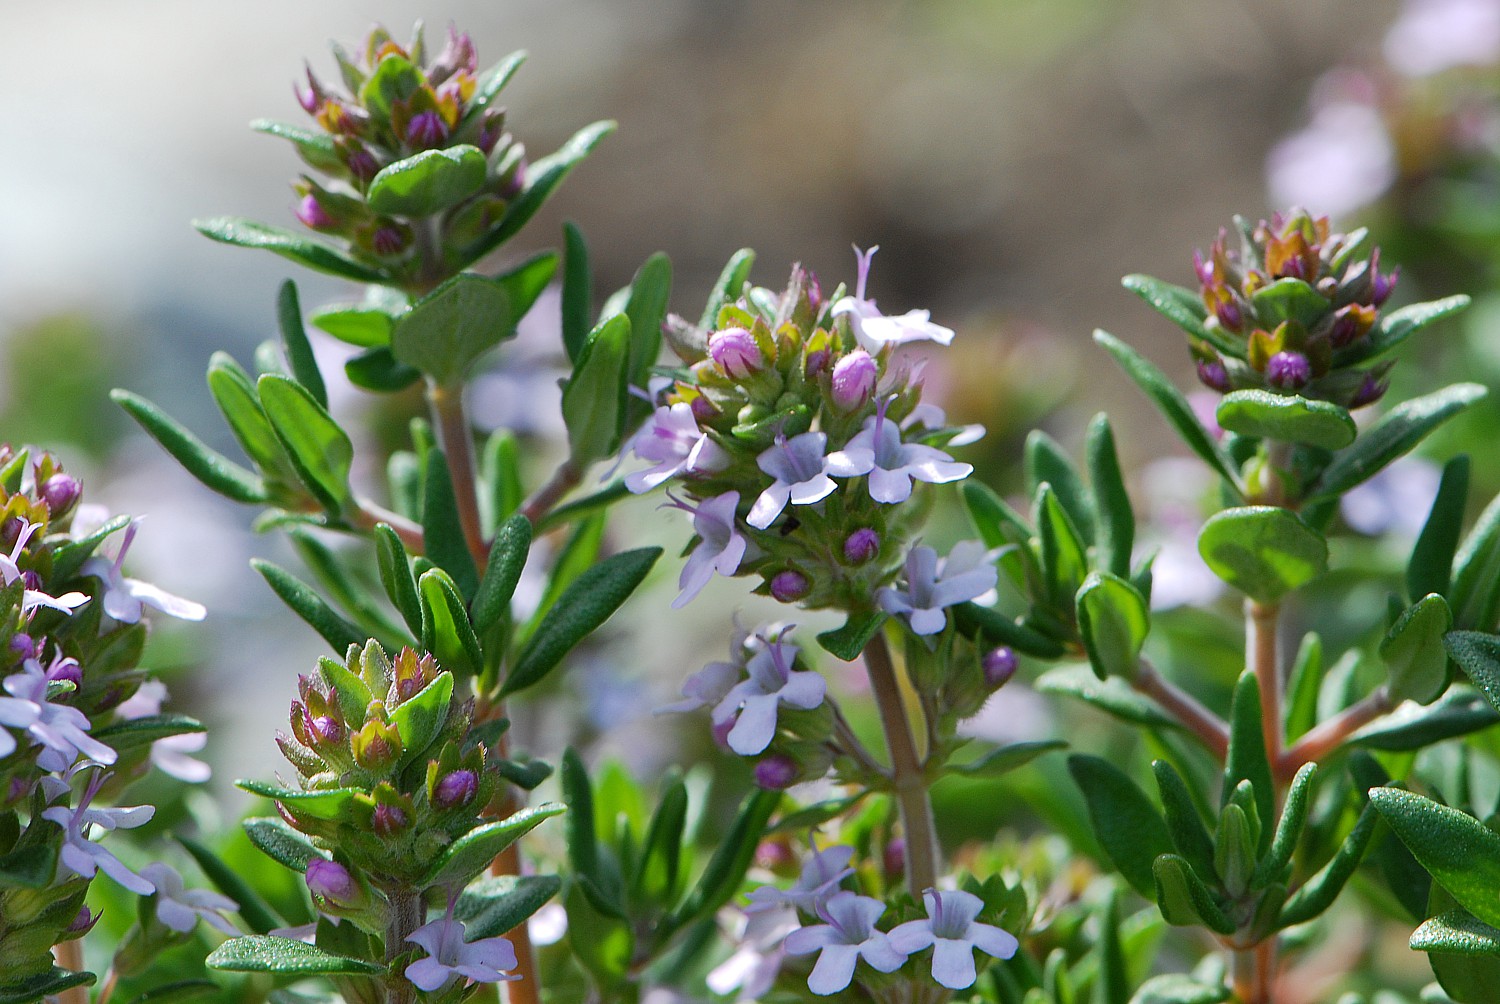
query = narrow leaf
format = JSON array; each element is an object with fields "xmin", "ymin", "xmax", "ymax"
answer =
[
  {"xmin": 562, "ymin": 221, "xmax": 593, "ymax": 364},
  {"xmin": 194, "ymin": 217, "xmax": 383, "ymax": 282},
  {"xmin": 257, "ymin": 374, "xmax": 354, "ymax": 513},
  {"xmin": 206, "ymin": 935, "xmax": 383, "ymax": 974},
  {"xmin": 421, "ymin": 449, "xmax": 479, "ymax": 601},
  {"xmin": 472, "ymin": 514, "xmax": 532, "ymax": 633},
  {"xmin": 178, "ymin": 835, "xmax": 281, "ymax": 934},
  {"xmin": 243, "ymin": 817, "xmax": 326, "ymax": 874},
  {"xmin": 1068, "ymin": 754, "xmax": 1173, "ymax": 897},
  {"xmin": 1087, "ymin": 413, "xmax": 1134, "ymax": 579},
  {"xmin": 111, "ymin": 390, "xmax": 267, "ymax": 504},
  {"xmin": 1408, "ymin": 456, "xmax": 1470, "ymax": 602},
  {"xmin": 251, "ymin": 559, "xmax": 363, "ymax": 653},
  {"xmin": 277, "ymin": 281, "xmax": 327, "ymax": 407},
  {"xmin": 421, "ymin": 803, "xmax": 566, "ymax": 887}
]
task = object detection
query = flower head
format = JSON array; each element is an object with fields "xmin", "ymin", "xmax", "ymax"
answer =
[
  {"xmin": 712, "ymin": 630, "xmax": 826, "ymax": 756},
  {"xmin": 0, "ymin": 656, "xmax": 116, "ymax": 771},
  {"xmin": 670, "ymin": 492, "xmax": 749, "ymax": 608},
  {"xmin": 139, "ymin": 863, "xmax": 239, "ymax": 935},
  {"xmin": 406, "ymin": 914, "xmax": 519, "ymax": 992},
  {"xmin": 826, "ymin": 403, "xmax": 972, "ymax": 504},
  {"xmin": 784, "ymin": 892, "xmax": 908, "ymax": 996},
  {"xmin": 624, "ymin": 403, "xmax": 729, "ymax": 494},
  {"xmin": 832, "ymin": 246, "xmax": 955, "ymax": 352},
  {"xmin": 0, "ymin": 519, "xmax": 87, "ymax": 619},
  {"xmin": 746, "ymin": 840, "xmax": 855, "ymax": 915},
  {"xmin": 887, "ymin": 888, "xmax": 1018, "ymax": 990},
  {"xmin": 79, "ymin": 520, "xmax": 206, "ymax": 624},
  {"xmin": 877, "ymin": 541, "xmax": 998, "ymax": 636},
  {"xmin": 41, "ymin": 770, "xmax": 155, "ymax": 896},
  {"xmin": 747, "ymin": 433, "xmax": 837, "ymax": 530}
]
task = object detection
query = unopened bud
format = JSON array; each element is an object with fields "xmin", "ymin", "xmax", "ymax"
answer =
[
  {"xmin": 311, "ymin": 714, "xmax": 344, "ymax": 745},
  {"xmin": 883, "ymin": 838, "xmax": 906, "ymax": 880},
  {"xmin": 830, "ymin": 351, "xmax": 878, "ymax": 412},
  {"xmin": 39, "ymin": 473, "xmax": 80, "ymax": 516},
  {"xmin": 305, "ymin": 858, "xmax": 363, "ymax": 907},
  {"xmin": 352, "ymin": 720, "xmax": 403, "ymax": 771},
  {"xmin": 433, "ymin": 769, "xmax": 478, "ymax": 809},
  {"xmin": 405, "ymin": 111, "xmax": 448, "ymax": 149},
  {"xmin": 295, "ymin": 194, "xmax": 336, "ymax": 231},
  {"xmin": 371, "ymin": 225, "xmax": 410, "ymax": 256},
  {"xmin": 1196, "ymin": 358, "xmax": 1231, "ymax": 393},
  {"xmin": 1350, "ymin": 374, "xmax": 1388, "ymax": 408},
  {"xmin": 708, "ymin": 328, "xmax": 762, "ymax": 380},
  {"xmin": 689, "ymin": 395, "xmax": 720, "ymax": 424},
  {"xmin": 753, "ymin": 754, "xmax": 799, "ymax": 790},
  {"xmin": 843, "ymin": 528, "xmax": 879, "ymax": 565},
  {"xmin": 66, "ymin": 906, "xmax": 98, "ymax": 935},
  {"xmin": 372, "ymin": 802, "xmax": 410, "ymax": 838},
  {"xmin": 1266, "ymin": 351, "xmax": 1311, "ymax": 390},
  {"xmin": 341, "ymin": 142, "xmax": 381, "ymax": 182},
  {"xmin": 804, "ymin": 348, "xmax": 831, "ymax": 378},
  {"xmin": 8, "ymin": 633, "xmax": 35, "ymax": 660},
  {"xmin": 769, "ymin": 570, "xmax": 809, "ymax": 603},
  {"xmin": 983, "ymin": 647, "xmax": 1017, "ymax": 688}
]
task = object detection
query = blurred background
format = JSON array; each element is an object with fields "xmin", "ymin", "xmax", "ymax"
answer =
[{"xmin": 11, "ymin": 0, "xmax": 1500, "ymax": 817}]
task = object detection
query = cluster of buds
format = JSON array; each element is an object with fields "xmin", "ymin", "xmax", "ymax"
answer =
[
  {"xmin": 627, "ymin": 248, "xmax": 982, "ymax": 617},
  {"xmin": 1190, "ymin": 210, "xmax": 1399, "ymax": 406},
  {"xmin": 276, "ymin": 642, "xmax": 500, "ymax": 890},
  {"xmin": 281, "ymin": 24, "xmax": 527, "ymax": 280}
]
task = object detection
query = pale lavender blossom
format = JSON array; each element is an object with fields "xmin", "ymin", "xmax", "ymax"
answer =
[
  {"xmin": 116, "ymin": 681, "xmax": 210, "ymax": 783},
  {"xmin": 659, "ymin": 657, "xmax": 741, "ymax": 715},
  {"xmin": 748, "ymin": 433, "xmax": 837, "ymax": 529},
  {"xmin": 670, "ymin": 492, "xmax": 749, "ymax": 609},
  {"xmin": 624, "ymin": 403, "xmax": 730, "ymax": 494},
  {"xmin": 712, "ymin": 630, "xmax": 826, "ymax": 756},
  {"xmin": 878, "ymin": 541, "xmax": 998, "ymax": 636},
  {"xmin": 80, "ymin": 521, "xmax": 206, "ymax": 624},
  {"xmin": 0, "ymin": 656, "xmax": 116, "ymax": 770},
  {"xmin": 1341, "ymin": 456, "xmax": 1441, "ymax": 538},
  {"xmin": 832, "ymin": 246, "xmax": 955, "ymax": 352},
  {"xmin": 405, "ymin": 914, "xmax": 520, "ymax": 992},
  {"xmin": 1267, "ymin": 74, "xmax": 1396, "ymax": 217},
  {"xmin": 41, "ymin": 771, "xmax": 155, "ymax": 896},
  {"xmin": 1385, "ymin": 0, "xmax": 1500, "ymax": 77},
  {"xmin": 746, "ymin": 841, "xmax": 855, "ymax": 915},
  {"xmin": 139, "ymin": 862, "xmax": 239, "ymax": 935},
  {"xmin": 784, "ymin": 892, "xmax": 907, "ymax": 996},
  {"xmin": 826, "ymin": 404, "xmax": 972, "ymax": 504},
  {"xmin": 707, "ymin": 907, "xmax": 799, "ymax": 1001},
  {"xmin": 887, "ymin": 889, "xmax": 1019, "ymax": 990},
  {"xmin": 0, "ymin": 520, "xmax": 87, "ymax": 618},
  {"xmin": 903, "ymin": 402, "xmax": 985, "ymax": 447}
]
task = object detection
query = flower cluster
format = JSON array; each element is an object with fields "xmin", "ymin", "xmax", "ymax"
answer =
[
  {"xmin": 627, "ymin": 248, "xmax": 984, "ymax": 625},
  {"xmin": 1190, "ymin": 210, "xmax": 1400, "ymax": 405},
  {"xmin": 277, "ymin": 24, "xmax": 528, "ymax": 282}
]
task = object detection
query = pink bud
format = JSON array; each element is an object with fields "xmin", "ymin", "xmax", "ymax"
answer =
[
  {"xmin": 405, "ymin": 111, "xmax": 448, "ymax": 149},
  {"xmin": 708, "ymin": 328, "xmax": 762, "ymax": 380},
  {"xmin": 8, "ymin": 633, "xmax": 35, "ymax": 660},
  {"xmin": 305, "ymin": 859, "xmax": 361, "ymax": 906},
  {"xmin": 1266, "ymin": 351, "xmax": 1311, "ymax": 390},
  {"xmin": 1196, "ymin": 359, "xmax": 1231, "ymax": 393},
  {"xmin": 753, "ymin": 754, "xmax": 799, "ymax": 790},
  {"xmin": 311, "ymin": 715, "xmax": 344, "ymax": 745},
  {"xmin": 39, "ymin": 473, "xmax": 80, "ymax": 516},
  {"xmin": 371, "ymin": 226, "xmax": 409, "ymax": 256},
  {"xmin": 295, "ymin": 194, "xmax": 335, "ymax": 231},
  {"xmin": 830, "ymin": 351, "xmax": 878, "ymax": 412},
  {"xmin": 1350, "ymin": 374, "xmax": 1388, "ymax": 408},
  {"xmin": 769, "ymin": 570, "xmax": 809, "ymax": 603},
  {"xmin": 843, "ymin": 528, "xmax": 879, "ymax": 565},
  {"xmin": 343, "ymin": 143, "xmax": 380, "ymax": 182},
  {"xmin": 433, "ymin": 769, "xmax": 478, "ymax": 809},
  {"xmin": 372, "ymin": 802, "xmax": 409, "ymax": 837}
]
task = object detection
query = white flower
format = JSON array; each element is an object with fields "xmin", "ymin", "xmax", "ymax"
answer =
[
  {"xmin": 405, "ymin": 915, "xmax": 519, "ymax": 992},
  {"xmin": 712, "ymin": 630, "xmax": 825, "ymax": 756},
  {"xmin": 747, "ymin": 433, "xmax": 837, "ymax": 529},
  {"xmin": 784, "ymin": 892, "xmax": 907, "ymax": 996},
  {"xmin": 0, "ymin": 519, "xmax": 87, "ymax": 618},
  {"xmin": 826, "ymin": 408, "xmax": 972, "ymax": 504},
  {"xmin": 0, "ymin": 656, "xmax": 116, "ymax": 770},
  {"xmin": 624, "ymin": 403, "xmax": 729, "ymax": 494},
  {"xmin": 80, "ymin": 521, "xmax": 206, "ymax": 624},
  {"xmin": 887, "ymin": 888, "xmax": 1018, "ymax": 990},
  {"xmin": 746, "ymin": 841, "xmax": 854, "ymax": 915},
  {"xmin": 832, "ymin": 246, "xmax": 955, "ymax": 352},
  {"xmin": 671, "ymin": 492, "xmax": 749, "ymax": 609},
  {"xmin": 1385, "ymin": 0, "xmax": 1500, "ymax": 77},
  {"xmin": 139, "ymin": 862, "xmax": 239, "ymax": 935},
  {"xmin": 115, "ymin": 681, "xmax": 211, "ymax": 782},
  {"xmin": 707, "ymin": 908, "xmax": 798, "ymax": 1001},
  {"xmin": 878, "ymin": 541, "xmax": 998, "ymax": 636},
  {"xmin": 41, "ymin": 771, "xmax": 155, "ymax": 896}
]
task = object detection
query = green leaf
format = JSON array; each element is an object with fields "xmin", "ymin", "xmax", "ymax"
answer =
[
  {"xmin": 1037, "ymin": 665, "xmax": 1182, "ymax": 730},
  {"xmin": 421, "ymin": 803, "xmax": 566, "ymax": 887},
  {"xmin": 816, "ymin": 611, "xmax": 888, "ymax": 662},
  {"xmin": 1355, "ymin": 294, "xmax": 1471, "ymax": 364},
  {"xmin": 1285, "ymin": 632, "xmax": 1323, "ymax": 743},
  {"xmin": 1068, "ymin": 754, "xmax": 1173, "ymax": 897},
  {"xmin": 562, "ymin": 222, "xmax": 593, "ymax": 364},
  {"xmin": 1278, "ymin": 800, "xmax": 1379, "ymax": 926},
  {"xmin": 0, "ymin": 839, "xmax": 58, "ymax": 889},
  {"xmin": 1120, "ymin": 274, "xmax": 1235, "ymax": 354},
  {"xmin": 178, "ymin": 835, "xmax": 282, "ymax": 934},
  {"xmin": 251, "ymin": 559, "xmax": 363, "ymax": 653},
  {"xmin": 632, "ymin": 775, "xmax": 688, "ymax": 906},
  {"xmin": 237, "ymin": 781, "xmax": 360, "ymax": 821},
  {"xmin": 1153, "ymin": 854, "xmax": 1235, "ymax": 934},
  {"xmin": 257, "ymin": 374, "xmax": 354, "ymax": 513},
  {"xmin": 1447, "ymin": 631, "xmax": 1500, "ymax": 715},
  {"xmin": 250, "ymin": 118, "xmax": 341, "ymax": 169},
  {"xmin": 1093, "ymin": 329, "xmax": 1244, "ymax": 496},
  {"xmin": 1151, "ymin": 760, "xmax": 1218, "ymax": 885},
  {"xmin": 1383, "ymin": 595, "xmax": 1454, "ymax": 705},
  {"xmin": 1349, "ymin": 687, "xmax": 1499, "ymax": 750},
  {"xmin": 374, "ymin": 524, "xmax": 423, "ymax": 636},
  {"xmin": 206, "ymin": 352, "xmax": 298, "ymax": 485},
  {"xmin": 418, "ymin": 569, "xmax": 483, "ymax": 680},
  {"xmin": 389, "ymin": 672, "xmax": 454, "ymax": 767},
  {"xmin": 125, "ymin": 980, "xmax": 222, "ymax": 1004},
  {"xmin": 502, "ymin": 548, "xmax": 660, "ymax": 697},
  {"xmin": 243, "ymin": 817, "xmax": 326, "ymax": 874},
  {"xmin": 1215, "ymin": 391, "xmax": 1356, "ymax": 450},
  {"xmin": 465, "ymin": 120, "xmax": 616, "ymax": 263},
  {"xmin": 1413, "ymin": 909, "xmax": 1500, "ymax": 957},
  {"xmin": 700, "ymin": 248, "xmax": 757, "ymax": 330},
  {"xmin": 310, "ymin": 304, "xmax": 395, "ymax": 348},
  {"xmin": 1370, "ymin": 788, "xmax": 1500, "ymax": 928},
  {"xmin": 206, "ymin": 935, "xmax": 383, "ymax": 974},
  {"xmin": 1223, "ymin": 672, "xmax": 1275, "ymax": 854},
  {"xmin": 1036, "ymin": 483, "xmax": 1089, "ymax": 612},
  {"xmin": 1087, "ymin": 414, "xmax": 1135, "ymax": 580},
  {"xmin": 1129, "ymin": 975, "xmax": 1231, "ymax": 1004},
  {"xmin": 1451, "ymin": 491, "xmax": 1500, "ymax": 631},
  {"xmin": 560, "ymin": 749, "xmax": 602, "ymax": 888},
  {"xmin": 367, "ymin": 146, "xmax": 487, "ymax": 217},
  {"xmin": 561, "ymin": 314, "xmax": 632, "ymax": 465},
  {"xmin": 1250, "ymin": 278, "xmax": 1328, "ymax": 328},
  {"xmin": 1026, "ymin": 430, "xmax": 1096, "ymax": 546},
  {"xmin": 193, "ymin": 216, "xmax": 384, "ymax": 282},
  {"xmin": 344, "ymin": 346, "xmax": 422, "ymax": 392},
  {"xmin": 952, "ymin": 602, "xmax": 1067, "ymax": 658},
  {"xmin": 480, "ymin": 430, "xmax": 524, "ymax": 531},
  {"xmin": 1092, "ymin": 889, "xmax": 1129, "ymax": 1004},
  {"xmin": 667, "ymin": 790, "xmax": 778, "ymax": 933},
  {"xmin": 277, "ymin": 281, "xmax": 327, "ymax": 408},
  {"xmin": 1310, "ymin": 383, "xmax": 1488, "ymax": 502},
  {"xmin": 111, "ymin": 389, "xmax": 267, "ymax": 504},
  {"xmin": 620, "ymin": 252, "xmax": 672, "ymax": 403},
  {"xmin": 1409, "ymin": 456, "xmax": 1470, "ymax": 602},
  {"xmin": 473, "ymin": 514, "xmax": 533, "ymax": 633},
  {"xmin": 495, "ymin": 251, "xmax": 558, "ymax": 322},
  {"xmin": 421, "ymin": 449, "xmax": 479, "ymax": 601},
  {"xmin": 0, "ymin": 970, "xmax": 95, "ymax": 1004},
  {"xmin": 952, "ymin": 740, "xmax": 1067, "ymax": 778},
  {"xmin": 1198, "ymin": 506, "xmax": 1328, "ymax": 603},
  {"xmin": 288, "ymin": 528, "xmax": 409, "ymax": 646},
  {"xmin": 1252, "ymin": 762, "xmax": 1317, "ymax": 889},
  {"xmin": 461, "ymin": 50, "xmax": 527, "ymax": 125},
  {"xmin": 1075, "ymin": 571, "xmax": 1149, "ymax": 681},
  {"xmin": 92, "ymin": 713, "xmax": 205, "ymax": 750},
  {"xmin": 391, "ymin": 273, "xmax": 518, "ymax": 386},
  {"xmin": 456, "ymin": 874, "xmax": 563, "ymax": 941}
]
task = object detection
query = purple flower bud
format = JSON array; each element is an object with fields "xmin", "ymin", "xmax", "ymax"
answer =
[
  {"xmin": 6, "ymin": 776, "xmax": 31, "ymax": 805},
  {"xmin": 1196, "ymin": 358, "xmax": 1231, "ymax": 393},
  {"xmin": 769, "ymin": 570, "xmax": 810, "ymax": 603},
  {"xmin": 983, "ymin": 647, "xmax": 1017, "ymax": 688},
  {"xmin": 20, "ymin": 571, "xmax": 43, "ymax": 594},
  {"xmin": 371, "ymin": 226, "xmax": 409, "ymax": 256},
  {"xmin": 477, "ymin": 110, "xmax": 506, "ymax": 155},
  {"xmin": 1193, "ymin": 250, "xmax": 1214, "ymax": 285},
  {"xmin": 311, "ymin": 715, "xmax": 344, "ymax": 745},
  {"xmin": 0, "ymin": 517, "xmax": 20, "ymax": 549},
  {"xmin": 372, "ymin": 802, "xmax": 409, "ymax": 838},
  {"xmin": 1266, "ymin": 351, "xmax": 1311, "ymax": 390},
  {"xmin": 305, "ymin": 858, "xmax": 360, "ymax": 905},
  {"xmin": 689, "ymin": 396, "xmax": 720, "ymax": 424},
  {"xmin": 499, "ymin": 156, "xmax": 527, "ymax": 199},
  {"xmin": 1350, "ymin": 374, "xmax": 1388, "ymax": 408},
  {"xmin": 1329, "ymin": 312, "xmax": 1359, "ymax": 348},
  {"xmin": 806, "ymin": 271, "xmax": 824, "ymax": 312},
  {"xmin": 343, "ymin": 143, "xmax": 380, "ymax": 182},
  {"xmin": 804, "ymin": 348, "xmax": 831, "ymax": 378},
  {"xmin": 830, "ymin": 351, "xmax": 878, "ymax": 412},
  {"xmin": 294, "ymin": 67, "xmax": 325, "ymax": 114},
  {"xmin": 46, "ymin": 657, "xmax": 81, "ymax": 689},
  {"xmin": 843, "ymin": 528, "xmax": 880, "ymax": 565},
  {"xmin": 708, "ymin": 328, "xmax": 762, "ymax": 380},
  {"xmin": 1372, "ymin": 255, "xmax": 1399, "ymax": 306},
  {"xmin": 753, "ymin": 754, "xmax": 799, "ymax": 790},
  {"xmin": 39, "ymin": 473, "xmax": 80, "ymax": 516},
  {"xmin": 433, "ymin": 769, "xmax": 479, "ymax": 809},
  {"xmin": 66, "ymin": 906, "xmax": 97, "ymax": 935},
  {"xmin": 8, "ymin": 633, "xmax": 35, "ymax": 661},
  {"xmin": 295, "ymin": 194, "xmax": 335, "ymax": 230},
  {"xmin": 883, "ymin": 838, "xmax": 906, "ymax": 880},
  {"xmin": 1215, "ymin": 299, "xmax": 1242, "ymax": 330},
  {"xmin": 405, "ymin": 111, "xmax": 448, "ymax": 149}
]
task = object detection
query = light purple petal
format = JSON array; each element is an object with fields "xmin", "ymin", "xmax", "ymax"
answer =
[
  {"xmin": 787, "ymin": 474, "xmax": 837, "ymax": 507},
  {"xmin": 97, "ymin": 850, "xmax": 157, "ymax": 896},
  {"xmin": 784, "ymin": 924, "xmax": 840, "ymax": 955},
  {"xmin": 727, "ymin": 694, "xmax": 781, "ymax": 755},
  {"xmin": 823, "ymin": 892, "xmax": 886, "ymax": 936},
  {"xmin": 931, "ymin": 938, "xmax": 978, "ymax": 989},
  {"xmin": 859, "ymin": 933, "xmax": 908, "ymax": 973},
  {"xmin": 457, "ymin": 935, "xmax": 519, "ymax": 972},
  {"xmin": 876, "ymin": 587, "xmax": 913, "ymax": 618},
  {"xmin": 966, "ymin": 922, "xmax": 1020, "ymax": 960},
  {"xmin": 748, "ymin": 484, "xmax": 791, "ymax": 529},
  {"xmin": 868, "ymin": 467, "xmax": 913, "ymax": 504},
  {"xmin": 807, "ymin": 943, "xmax": 860, "ymax": 996},
  {"xmin": 125, "ymin": 579, "xmax": 206, "ymax": 621},
  {"xmin": 887, "ymin": 920, "xmax": 935, "ymax": 954},
  {"xmin": 674, "ymin": 549, "xmax": 720, "ymax": 609},
  {"xmin": 778, "ymin": 671, "xmax": 826, "ymax": 711},
  {"xmin": 825, "ymin": 445, "xmax": 874, "ymax": 478},
  {"xmin": 931, "ymin": 889, "xmax": 984, "ymax": 932},
  {"xmin": 405, "ymin": 958, "xmax": 454, "ymax": 992},
  {"xmin": 908, "ymin": 607, "xmax": 948, "ymax": 636},
  {"xmin": 156, "ymin": 897, "xmax": 202, "ymax": 933}
]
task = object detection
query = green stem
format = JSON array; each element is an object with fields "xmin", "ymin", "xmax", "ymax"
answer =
[
  {"xmin": 862, "ymin": 631, "xmax": 939, "ymax": 896},
  {"xmin": 1248, "ymin": 601, "xmax": 1282, "ymax": 769},
  {"xmin": 520, "ymin": 459, "xmax": 583, "ymax": 526},
  {"xmin": 426, "ymin": 380, "xmax": 490, "ymax": 572}
]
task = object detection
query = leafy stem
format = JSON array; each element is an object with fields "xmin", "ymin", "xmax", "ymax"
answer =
[
  {"xmin": 1133, "ymin": 659, "xmax": 1230, "ymax": 760},
  {"xmin": 426, "ymin": 379, "xmax": 490, "ymax": 572},
  {"xmin": 862, "ymin": 630, "xmax": 939, "ymax": 896},
  {"xmin": 1249, "ymin": 601, "xmax": 1283, "ymax": 770}
]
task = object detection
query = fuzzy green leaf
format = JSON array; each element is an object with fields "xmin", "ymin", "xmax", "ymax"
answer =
[
  {"xmin": 0, "ymin": 970, "xmax": 95, "ymax": 1003},
  {"xmin": 418, "ymin": 569, "xmax": 483, "ymax": 680},
  {"xmin": 236, "ymin": 781, "xmax": 360, "ymax": 821},
  {"xmin": 1198, "ymin": 506, "xmax": 1327, "ymax": 603},
  {"xmin": 1451, "ymin": 491, "xmax": 1500, "ymax": 631},
  {"xmin": 666, "ymin": 789, "xmax": 778, "ymax": 934},
  {"xmin": 1026, "ymin": 430, "xmax": 1095, "ymax": 546},
  {"xmin": 1382, "ymin": 594, "xmax": 1453, "ymax": 705},
  {"xmin": 276, "ymin": 281, "xmax": 327, "ymax": 408},
  {"xmin": 699, "ymin": 249, "xmax": 757, "ymax": 330},
  {"xmin": 1412, "ymin": 909, "xmax": 1500, "ymax": 957},
  {"xmin": 1153, "ymin": 854, "xmax": 1235, "ymax": 934},
  {"xmin": 421, "ymin": 449, "xmax": 479, "ymax": 601},
  {"xmin": 816, "ymin": 611, "xmax": 888, "ymax": 662},
  {"xmin": 257, "ymin": 374, "xmax": 354, "ymax": 512},
  {"xmin": 562, "ymin": 314, "xmax": 632, "ymax": 465},
  {"xmin": 1068, "ymin": 754, "xmax": 1173, "ymax": 897},
  {"xmin": 391, "ymin": 273, "xmax": 518, "ymax": 386},
  {"xmin": 1356, "ymin": 294, "xmax": 1471, "ymax": 363},
  {"xmin": 1349, "ymin": 687, "xmax": 1499, "ymax": 750},
  {"xmin": 952, "ymin": 740, "xmax": 1068, "ymax": 778},
  {"xmin": 472, "ymin": 514, "xmax": 532, "ymax": 633},
  {"xmin": 1223, "ymin": 672, "xmax": 1275, "ymax": 854},
  {"xmin": 1370, "ymin": 788, "xmax": 1500, "ymax": 931},
  {"xmin": 1215, "ymin": 391, "xmax": 1356, "ymax": 450},
  {"xmin": 92, "ymin": 714, "xmax": 205, "ymax": 750},
  {"xmin": 1409, "ymin": 456, "xmax": 1471, "ymax": 602},
  {"xmin": 367, "ymin": 146, "xmax": 487, "ymax": 217},
  {"xmin": 111, "ymin": 390, "xmax": 267, "ymax": 504},
  {"xmin": 194, "ymin": 217, "xmax": 383, "ymax": 282},
  {"xmin": 206, "ymin": 935, "xmax": 383, "ymax": 974},
  {"xmin": 562, "ymin": 221, "xmax": 593, "ymax": 364},
  {"xmin": 310, "ymin": 305, "xmax": 395, "ymax": 348},
  {"xmin": 251, "ymin": 559, "xmax": 363, "ymax": 653},
  {"xmin": 456, "ymin": 874, "xmax": 563, "ymax": 941},
  {"xmin": 374, "ymin": 524, "xmax": 423, "ymax": 636},
  {"xmin": 1075, "ymin": 571, "xmax": 1149, "ymax": 681},
  {"xmin": 1087, "ymin": 414, "xmax": 1135, "ymax": 579},
  {"xmin": 1128, "ymin": 975, "xmax": 1231, "ymax": 1004},
  {"xmin": 243, "ymin": 817, "xmax": 325, "ymax": 874},
  {"xmin": 344, "ymin": 346, "xmax": 422, "ymax": 392},
  {"xmin": 389, "ymin": 672, "xmax": 454, "ymax": 767},
  {"xmin": 421, "ymin": 803, "xmax": 566, "ymax": 888},
  {"xmin": 1278, "ymin": 800, "xmax": 1379, "ymax": 926}
]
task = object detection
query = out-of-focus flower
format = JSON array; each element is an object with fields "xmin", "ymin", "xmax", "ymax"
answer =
[
  {"xmin": 783, "ymin": 891, "xmax": 907, "ymax": 996},
  {"xmin": 878, "ymin": 542, "xmax": 997, "ymax": 636},
  {"xmin": 115, "ymin": 680, "xmax": 210, "ymax": 782},
  {"xmin": 139, "ymin": 862, "xmax": 239, "ymax": 935},
  {"xmin": 833, "ymin": 246, "xmax": 955, "ymax": 352},
  {"xmin": 1385, "ymin": 0, "xmax": 1500, "ymax": 77},
  {"xmin": 707, "ymin": 908, "xmax": 798, "ymax": 1001},
  {"xmin": 1340, "ymin": 456, "xmax": 1442, "ymax": 537},
  {"xmin": 887, "ymin": 889, "xmax": 1018, "ymax": 991},
  {"xmin": 746, "ymin": 841, "xmax": 854, "ymax": 915},
  {"xmin": 1267, "ymin": 95, "xmax": 1396, "ymax": 218},
  {"xmin": 41, "ymin": 771, "xmax": 155, "ymax": 896}
]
